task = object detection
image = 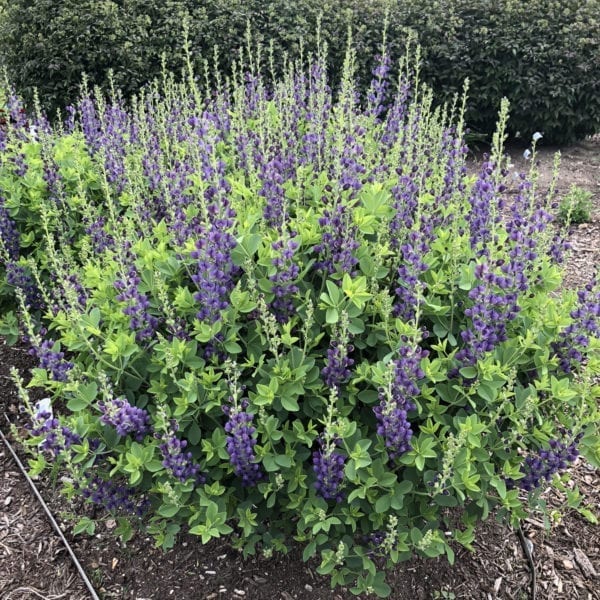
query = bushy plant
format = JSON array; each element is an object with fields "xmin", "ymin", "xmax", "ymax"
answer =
[
  {"xmin": 558, "ymin": 185, "xmax": 594, "ymax": 225},
  {"xmin": 1, "ymin": 47, "xmax": 599, "ymax": 597},
  {"xmin": 0, "ymin": 0, "xmax": 208, "ymax": 117}
]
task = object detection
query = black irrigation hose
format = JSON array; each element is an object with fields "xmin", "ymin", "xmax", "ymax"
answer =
[
  {"xmin": 0, "ymin": 416, "xmax": 101, "ymax": 600},
  {"xmin": 517, "ymin": 523, "xmax": 537, "ymax": 600}
]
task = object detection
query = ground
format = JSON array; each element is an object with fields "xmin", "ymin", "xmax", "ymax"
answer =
[{"xmin": 1, "ymin": 138, "xmax": 599, "ymax": 600}]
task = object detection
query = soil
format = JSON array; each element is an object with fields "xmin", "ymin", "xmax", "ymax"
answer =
[{"xmin": 0, "ymin": 137, "xmax": 599, "ymax": 600}]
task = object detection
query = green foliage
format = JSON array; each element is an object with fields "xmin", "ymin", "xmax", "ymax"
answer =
[
  {"xmin": 1, "ymin": 0, "xmax": 599, "ymax": 142},
  {"xmin": 1, "ymin": 48, "xmax": 599, "ymax": 596},
  {"xmin": 0, "ymin": 0, "xmax": 207, "ymax": 117},
  {"xmin": 558, "ymin": 185, "xmax": 594, "ymax": 225}
]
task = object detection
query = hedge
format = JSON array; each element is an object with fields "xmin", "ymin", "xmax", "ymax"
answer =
[{"xmin": 1, "ymin": 0, "xmax": 599, "ymax": 143}]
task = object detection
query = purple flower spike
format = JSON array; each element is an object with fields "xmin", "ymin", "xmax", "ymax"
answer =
[
  {"xmin": 313, "ymin": 438, "xmax": 346, "ymax": 502},
  {"xmin": 80, "ymin": 476, "xmax": 150, "ymax": 516},
  {"xmin": 159, "ymin": 432, "xmax": 204, "ymax": 484},
  {"xmin": 114, "ymin": 262, "xmax": 159, "ymax": 343},
  {"xmin": 28, "ymin": 411, "xmax": 81, "ymax": 457},
  {"xmin": 98, "ymin": 396, "xmax": 151, "ymax": 441},
  {"xmin": 508, "ymin": 431, "xmax": 582, "ymax": 491},
  {"xmin": 374, "ymin": 345, "xmax": 425, "ymax": 461},
  {"xmin": 223, "ymin": 400, "xmax": 263, "ymax": 487},
  {"xmin": 552, "ymin": 277, "xmax": 600, "ymax": 373}
]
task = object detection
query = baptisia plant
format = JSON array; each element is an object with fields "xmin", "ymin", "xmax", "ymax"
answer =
[{"xmin": 0, "ymin": 40, "xmax": 598, "ymax": 597}]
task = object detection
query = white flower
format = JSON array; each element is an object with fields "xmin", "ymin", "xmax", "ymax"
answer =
[
  {"xmin": 532, "ymin": 131, "xmax": 543, "ymax": 142},
  {"xmin": 34, "ymin": 397, "xmax": 53, "ymax": 420},
  {"xmin": 523, "ymin": 149, "xmax": 532, "ymax": 160}
]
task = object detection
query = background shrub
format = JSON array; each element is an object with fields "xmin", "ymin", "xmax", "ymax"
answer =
[{"xmin": 1, "ymin": 0, "xmax": 599, "ymax": 143}]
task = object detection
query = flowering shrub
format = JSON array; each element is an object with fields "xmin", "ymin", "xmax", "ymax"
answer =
[{"xmin": 0, "ymin": 46, "xmax": 599, "ymax": 597}]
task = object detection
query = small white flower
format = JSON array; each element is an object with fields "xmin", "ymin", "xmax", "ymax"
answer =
[
  {"xmin": 34, "ymin": 397, "xmax": 53, "ymax": 420},
  {"xmin": 515, "ymin": 131, "xmax": 521, "ymax": 138},
  {"xmin": 532, "ymin": 131, "xmax": 543, "ymax": 142},
  {"xmin": 523, "ymin": 149, "xmax": 532, "ymax": 160}
]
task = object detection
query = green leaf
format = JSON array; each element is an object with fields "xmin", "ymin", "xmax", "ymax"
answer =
[
  {"xmin": 275, "ymin": 455, "xmax": 292, "ymax": 468},
  {"xmin": 375, "ymin": 494, "xmax": 391, "ymax": 513},
  {"xmin": 459, "ymin": 366, "xmax": 477, "ymax": 379},
  {"xmin": 73, "ymin": 517, "xmax": 95, "ymax": 536},
  {"xmin": 158, "ymin": 504, "xmax": 180, "ymax": 518},
  {"xmin": 280, "ymin": 395, "xmax": 300, "ymax": 412},
  {"xmin": 326, "ymin": 307, "xmax": 339, "ymax": 324}
]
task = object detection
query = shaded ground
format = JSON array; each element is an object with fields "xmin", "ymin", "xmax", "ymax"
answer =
[{"xmin": 0, "ymin": 137, "xmax": 599, "ymax": 600}]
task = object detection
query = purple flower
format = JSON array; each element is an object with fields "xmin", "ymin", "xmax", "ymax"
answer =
[
  {"xmin": 466, "ymin": 160, "xmax": 502, "ymax": 255},
  {"xmin": 393, "ymin": 229, "xmax": 430, "ymax": 322},
  {"xmin": 79, "ymin": 476, "xmax": 150, "ymax": 516},
  {"xmin": 313, "ymin": 203, "xmax": 359, "ymax": 276},
  {"xmin": 269, "ymin": 235, "xmax": 300, "ymax": 323},
  {"xmin": 508, "ymin": 432, "xmax": 581, "ymax": 491},
  {"xmin": 0, "ymin": 197, "xmax": 20, "ymax": 261},
  {"xmin": 84, "ymin": 215, "xmax": 115, "ymax": 254},
  {"xmin": 367, "ymin": 54, "xmax": 392, "ymax": 118},
  {"xmin": 321, "ymin": 320, "xmax": 354, "ymax": 389},
  {"xmin": 159, "ymin": 432, "xmax": 204, "ymax": 484},
  {"xmin": 191, "ymin": 216, "xmax": 238, "ymax": 323},
  {"xmin": 29, "ymin": 339, "xmax": 74, "ymax": 382},
  {"xmin": 5, "ymin": 262, "xmax": 45, "ymax": 311},
  {"xmin": 374, "ymin": 345, "xmax": 425, "ymax": 461},
  {"xmin": 258, "ymin": 150, "xmax": 295, "ymax": 230},
  {"xmin": 223, "ymin": 399, "xmax": 263, "ymax": 486},
  {"xmin": 28, "ymin": 410, "xmax": 81, "ymax": 457},
  {"xmin": 552, "ymin": 277, "xmax": 600, "ymax": 373},
  {"xmin": 98, "ymin": 396, "xmax": 151, "ymax": 441},
  {"xmin": 313, "ymin": 438, "xmax": 346, "ymax": 502},
  {"xmin": 114, "ymin": 263, "xmax": 159, "ymax": 343}
]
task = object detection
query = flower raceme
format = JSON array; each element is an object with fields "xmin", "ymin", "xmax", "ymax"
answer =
[
  {"xmin": 313, "ymin": 438, "xmax": 346, "ymax": 503},
  {"xmin": 98, "ymin": 396, "xmax": 151, "ymax": 441},
  {"xmin": 1, "ymin": 46, "xmax": 598, "ymax": 599},
  {"xmin": 374, "ymin": 345, "xmax": 427, "ymax": 461},
  {"xmin": 223, "ymin": 399, "xmax": 263, "ymax": 487}
]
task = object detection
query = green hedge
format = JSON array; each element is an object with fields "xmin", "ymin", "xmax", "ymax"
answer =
[{"xmin": 1, "ymin": 0, "xmax": 599, "ymax": 143}]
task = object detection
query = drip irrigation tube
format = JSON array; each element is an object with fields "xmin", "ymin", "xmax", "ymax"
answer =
[
  {"xmin": 517, "ymin": 523, "xmax": 537, "ymax": 600},
  {"xmin": 0, "ymin": 416, "xmax": 100, "ymax": 600}
]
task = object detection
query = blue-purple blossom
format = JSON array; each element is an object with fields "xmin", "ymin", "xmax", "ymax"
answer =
[
  {"xmin": 552, "ymin": 278, "xmax": 600, "ymax": 373},
  {"xmin": 259, "ymin": 150, "xmax": 295, "ymax": 229},
  {"xmin": 0, "ymin": 196, "xmax": 20, "ymax": 261},
  {"xmin": 269, "ymin": 235, "xmax": 300, "ymax": 322},
  {"xmin": 5, "ymin": 262, "xmax": 45, "ymax": 311},
  {"xmin": 29, "ymin": 339, "xmax": 74, "ymax": 382},
  {"xmin": 28, "ymin": 411, "xmax": 81, "ymax": 457},
  {"xmin": 84, "ymin": 215, "xmax": 115, "ymax": 254},
  {"xmin": 313, "ymin": 438, "xmax": 346, "ymax": 502},
  {"xmin": 79, "ymin": 476, "xmax": 150, "ymax": 516},
  {"xmin": 321, "ymin": 328, "xmax": 354, "ymax": 390},
  {"xmin": 223, "ymin": 399, "xmax": 263, "ymax": 486},
  {"xmin": 98, "ymin": 396, "xmax": 151, "ymax": 441},
  {"xmin": 114, "ymin": 263, "xmax": 159, "ymax": 342},
  {"xmin": 159, "ymin": 428, "xmax": 204, "ymax": 484},
  {"xmin": 374, "ymin": 345, "xmax": 425, "ymax": 460},
  {"xmin": 393, "ymin": 229, "xmax": 430, "ymax": 322},
  {"xmin": 508, "ymin": 433, "xmax": 581, "ymax": 492},
  {"xmin": 466, "ymin": 160, "xmax": 502, "ymax": 255},
  {"xmin": 313, "ymin": 203, "xmax": 359, "ymax": 276},
  {"xmin": 191, "ymin": 223, "xmax": 238, "ymax": 323},
  {"xmin": 367, "ymin": 53, "xmax": 391, "ymax": 118}
]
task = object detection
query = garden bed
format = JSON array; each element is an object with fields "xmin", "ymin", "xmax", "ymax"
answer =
[{"xmin": 1, "ymin": 138, "xmax": 598, "ymax": 600}]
